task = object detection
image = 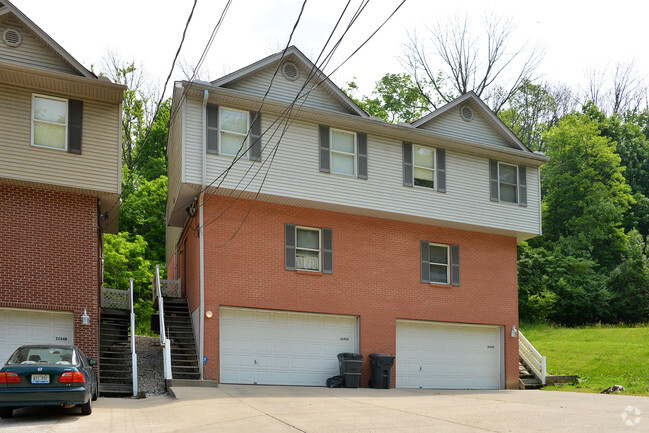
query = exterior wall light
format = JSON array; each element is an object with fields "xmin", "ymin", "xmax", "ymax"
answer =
[
  {"xmin": 205, "ymin": 311, "xmax": 213, "ymax": 319},
  {"xmin": 511, "ymin": 325, "xmax": 518, "ymax": 338},
  {"xmin": 81, "ymin": 309, "xmax": 90, "ymax": 326}
]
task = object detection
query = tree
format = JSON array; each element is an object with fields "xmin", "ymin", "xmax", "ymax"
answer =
[
  {"xmin": 583, "ymin": 61, "xmax": 647, "ymax": 115},
  {"xmin": 346, "ymin": 73, "xmax": 431, "ymax": 123},
  {"xmin": 402, "ymin": 14, "xmax": 543, "ymax": 113},
  {"xmin": 541, "ymin": 113, "xmax": 634, "ymax": 270}
]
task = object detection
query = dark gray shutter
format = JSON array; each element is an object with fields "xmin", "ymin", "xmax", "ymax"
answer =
[
  {"xmin": 319, "ymin": 125, "xmax": 330, "ymax": 173},
  {"xmin": 420, "ymin": 240, "xmax": 430, "ymax": 283},
  {"xmin": 67, "ymin": 99, "xmax": 83, "ymax": 154},
  {"xmin": 450, "ymin": 244, "xmax": 460, "ymax": 286},
  {"xmin": 322, "ymin": 228, "xmax": 333, "ymax": 274},
  {"xmin": 285, "ymin": 224, "xmax": 296, "ymax": 271},
  {"xmin": 206, "ymin": 103, "xmax": 219, "ymax": 154},
  {"xmin": 489, "ymin": 159, "xmax": 499, "ymax": 201},
  {"xmin": 357, "ymin": 132, "xmax": 368, "ymax": 179},
  {"xmin": 436, "ymin": 148, "xmax": 446, "ymax": 193},
  {"xmin": 249, "ymin": 111, "xmax": 262, "ymax": 161},
  {"xmin": 518, "ymin": 165, "xmax": 527, "ymax": 207},
  {"xmin": 403, "ymin": 141, "xmax": 413, "ymax": 187}
]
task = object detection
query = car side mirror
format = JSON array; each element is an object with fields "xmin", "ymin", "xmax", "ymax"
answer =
[{"xmin": 88, "ymin": 358, "xmax": 97, "ymax": 366}]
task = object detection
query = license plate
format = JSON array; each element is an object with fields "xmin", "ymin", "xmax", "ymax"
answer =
[{"xmin": 31, "ymin": 374, "xmax": 49, "ymax": 384}]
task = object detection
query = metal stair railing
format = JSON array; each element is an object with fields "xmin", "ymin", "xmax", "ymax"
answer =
[
  {"xmin": 519, "ymin": 330, "xmax": 546, "ymax": 385},
  {"xmin": 153, "ymin": 265, "xmax": 172, "ymax": 380},
  {"xmin": 129, "ymin": 278, "xmax": 138, "ymax": 397}
]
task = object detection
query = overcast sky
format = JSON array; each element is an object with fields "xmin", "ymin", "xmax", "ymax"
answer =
[{"xmin": 11, "ymin": 0, "xmax": 648, "ymax": 101}]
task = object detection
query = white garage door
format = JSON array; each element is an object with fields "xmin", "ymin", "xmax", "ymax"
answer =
[
  {"xmin": 220, "ymin": 307, "xmax": 358, "ymax": 386},
  {"xmin": 0, "ymin": 308, "xmax": 74, "ymax": 364},
  {"xmin": 396, "ymin": 320, "xmax": 502, "ymax": 389}
]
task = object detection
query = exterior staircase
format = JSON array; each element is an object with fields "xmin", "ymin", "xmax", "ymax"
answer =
[
  {"xmin": 99, "ymin": 308, "xmax": 133, "ymax": 396},
  {"xmin": 519, "ymin": 362, "xmax": 543, "ymax": 389},
  {"xmin": 163, "ymin": 297, "xmax": 201, "ymax": 380}
]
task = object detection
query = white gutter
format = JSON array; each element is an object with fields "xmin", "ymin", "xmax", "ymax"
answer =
[{"xmin": 199, "ymin": 89, "xmax": 208, "ymax": 379}]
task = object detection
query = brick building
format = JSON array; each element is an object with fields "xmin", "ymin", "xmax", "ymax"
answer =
[{"xmin": 166, "ymin": 46, "xmax": 547, "ymax": 388}]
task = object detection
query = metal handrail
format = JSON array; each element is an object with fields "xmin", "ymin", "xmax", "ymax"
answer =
[
  {"xmin": 519, "ymin": 330, "xmax": 546, "ymax": 385},
  {"xmin": 153, "ymin": 265, "xmax": 172, "ymax": 380},
  {"xmin": 129, "ymin": 278, "xmax": 138, "ymax": 397}
]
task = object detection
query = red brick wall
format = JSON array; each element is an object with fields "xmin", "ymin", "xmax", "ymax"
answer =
[
  {"xmin": 179, "ymin": 196, "xmax": 520, "ymax": 388},
  {"xmin": 0, "ymin": 184, "xmax": 100, "ymax": 360}
]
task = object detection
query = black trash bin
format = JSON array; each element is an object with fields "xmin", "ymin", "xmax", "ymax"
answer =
[
  {"xmin": 369, "ymin": 353, "xmax": 395, "ymax": 389},
  {"xmin": 337, "ymin": 353, "xmax": 363, "ymax": 388}
]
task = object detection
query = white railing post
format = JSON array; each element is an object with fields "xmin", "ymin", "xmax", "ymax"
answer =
[
  {"xmin": 154, "ymin": 265, "xmax": 172, "ymax": 380},
  {"xmin": 518, "ymin": 330, "xmax": 546, "ymax": 385},
  {"xmin": 541, "ymin": 356, "xmax": 547, "ymax": 385},
  {"xmin": 129, "ymin": 278, "xmax": 138, "ymax": 397}
]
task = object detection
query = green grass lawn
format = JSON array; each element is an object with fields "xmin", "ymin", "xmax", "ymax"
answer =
[{"xmin": 521, "ymin": 323, "xmax": 649, "ymax": 396}]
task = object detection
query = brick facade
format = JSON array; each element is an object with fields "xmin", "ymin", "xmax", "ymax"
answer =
[
  {"xmin": 173, "ymin": 196, "xmax": 520, "ymax": 388},
  {"xmin": 0, "ymin": 184, "xmax": 100, "ymax": 360}
]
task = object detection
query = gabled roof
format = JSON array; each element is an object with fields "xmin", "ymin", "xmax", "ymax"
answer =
[
  {"xmin": 211, "ymin": 46, "xmax": 368, "ymax": 117},
  {"xmin": 0, "ymin": 0, "xmax": 95, "ymax": 78},
  {"xmin": 411, "ymin": 91, "xmax": 531, "ymax": 153}
]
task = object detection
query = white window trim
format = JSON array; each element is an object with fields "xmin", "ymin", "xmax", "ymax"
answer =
[
  {"xmin": 219, "ymin": 106, "xmax": 249, "ymax": 157},
  {"xmin": 330, "ymin": 128, "xmax": 356, "ymax": 176},
  {"xmin": 498, "ymin": 162, "xmax": 518, "ymax": 204},
  {"xmin": 295, "ymin": 226, "xmax": 321, "ymax": 272},
  {"xmin": 31, "ymin": 94, "xmax": 68, "ymax": 151},
  {"xmin": 428, "ymin": 242, "xmax": 450, "ymax": 285},
  {"xmin": 412, "ymin": 144, "xmax": 436, "ymax": 190}
]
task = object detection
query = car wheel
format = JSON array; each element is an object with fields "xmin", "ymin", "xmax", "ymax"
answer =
[
  {"xmin": 0, "ymin": 407, "xmax": 13, "ymax": 418},
  {"xmin": 80, "ymin": 399, "xmax": 92, "ymax": 416}
]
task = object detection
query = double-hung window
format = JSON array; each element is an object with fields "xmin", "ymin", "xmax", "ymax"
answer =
[
  {"xmin": 420, "ymin": 241, "xmax": 460, "ymax": 286},
  {"xmin": 285, "ymin": 224, "xmax": 333, "ymax": 273},
  {"xmin": 318, "ymin": 125, "xmax": 368, "ymax": 179},
  {"xmin": 489, "ymin": 160, "xmax": 527, "ymax": 206},
  {"xmin": 206, "ymin": 104, "xmax": 262, "ymax": 161},
  {"xmin": 402, "ymin": 142, "xmax": 446, "ymax": 192},
  {"xmin": 32, "ymin": 95, "xmax": 67, "ymax": 150}
]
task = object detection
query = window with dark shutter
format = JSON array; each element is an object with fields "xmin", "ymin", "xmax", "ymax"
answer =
[
  {"xmin": 67, "ymin": 99, "xmax": 83, "ymax": 154},
  {"xmin": 489, "ymin": 159, "xmax": 499, "ymax": 201},
  {"xmin": 206, "ymin": 103, "xmax": 219, "ymax": 154},
  {"xmin": 450, "ymin": 244, "xmax": 460, "ymax": 286},
  {"xmin": 436, "ymin": 148, "xmax": 446, "ymax": 192},
  {"xmin": 357, "ymin": 133, "xmax": 367, "ymax": 179},
  {"xmin": 403, "ymin": 141, "xmax": 413, "ymax": 187},
  {"xmin": 285, "ymin": 224, "xmax": 296, "ymax": 270},
  {"xmin": 322, "ymin": 228, "xmax": 333, "ymax": 273},
  {"xmin": 420, "ymin": 240, "xmax": 430, "ymax": 283},
  {"xmin": 249, "ymin": 111, "xmax": 262, "ymax": 161}
]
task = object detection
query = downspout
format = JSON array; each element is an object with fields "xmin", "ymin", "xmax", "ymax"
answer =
[{"xmin": 199, "ymin": 88, "xmax": 209, "ymax": 379}]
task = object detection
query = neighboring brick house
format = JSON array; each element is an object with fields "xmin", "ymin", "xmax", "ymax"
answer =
[
  {"xmin": 165, "ymin": 46, "xmax": 547, "ymax": 389},
  {"xmin": 0, "ymin": 1, "xmax": 124, "ymax": 363}
]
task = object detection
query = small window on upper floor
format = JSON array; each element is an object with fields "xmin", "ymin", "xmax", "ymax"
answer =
[
  {"xmin": 489, "ymin": 160, "xmax": 527, "ymax": 206},
  {"xmin": 31, "ymin": 94, "xmax": 83, "ymax": 154},
  {"xmin": 32, "ymin": 95, "xmax": 67, "ymax": 150},
  {"xmin": 402, "ymin": 142, "xmax": 446, "ymax": 192},
  {"xmin": 318, "ymin": 125, "xmax": 368, "ymax": 179},
  {"xmin": 206, "ymin": 104, "xmax": 262, "ymax": 161}
]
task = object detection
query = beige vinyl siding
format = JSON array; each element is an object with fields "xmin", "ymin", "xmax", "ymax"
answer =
[
  {"xmin": 184, "ymin": 98, "xmax": 203, "ymax": 185},
  {"xmin": 225, "ymin": 64, "xmax": 349, "ymax": 114},
  {"xmin": 0, "ymin": 18, "xmax": 78, "ymax": 75},
  {"xmin": 167, "ymin": 97, "xmax": 184, "ymax": 216},
  {"xmin": 192, "ymin": 115, "xmax": 540, "ymax": 237},
  {"xmin": 417, "ymin": 106, "xmax": 514, "ymax": 149},
  {"xmin": 0, "ymin": 84, "xmax": 120, "ymax": 194}
]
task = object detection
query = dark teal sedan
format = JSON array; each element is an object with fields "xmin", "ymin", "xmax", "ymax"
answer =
[{"xmin": 0, "ymin": 345, "xmax": 98, "ymax": 418}]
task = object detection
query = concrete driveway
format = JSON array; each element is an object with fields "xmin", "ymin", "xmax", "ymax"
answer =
[{"xmin": 0, "ymin": 385, "xmax": 646, "ymax": 432}]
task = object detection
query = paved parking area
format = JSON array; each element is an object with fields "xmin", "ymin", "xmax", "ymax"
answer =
[{"xmin": 0, "ymin": 385, "xmax": 647, "ymax": 432}]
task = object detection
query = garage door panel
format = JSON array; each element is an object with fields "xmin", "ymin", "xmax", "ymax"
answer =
[
  {"xmin": 220, "ymin": 307, "xmax": 357, "ymax": 386},
  {"xmin": 396, "ymin": 321, "xmax": 502, "ymax": 390}
]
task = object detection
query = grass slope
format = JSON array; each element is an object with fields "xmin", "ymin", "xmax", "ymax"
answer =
[{"xmin": 522, "ymin": 323, "xmax": 649, "ymax": 396}]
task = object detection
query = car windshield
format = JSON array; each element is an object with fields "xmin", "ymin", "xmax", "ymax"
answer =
[{"xmin": 7, "ymin": 347, "xmax": 77, "ymax": 365}]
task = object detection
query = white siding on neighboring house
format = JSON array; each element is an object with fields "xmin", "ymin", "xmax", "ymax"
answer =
[
  {"xmin": 167, "ymin": 97, "xmax": 184, "ymax": 211},
  {"xmin": 0, "ymin": 18, "xmax": 78, "ymax": 76},
  {"xmin": 224, "ymin": 64, "xmax": 349, "ymax": 114},
  {"xmin": 0, "ymin": 84, "xmax": 121, "ymax": 194},
  {"xmin": 179, "ymin": 101, "xmax": 541, "ymax": 236},
  {"xmin": 184, "ymin": 97, "xmax": 203, "ymax": 185},
  {"xmin": 417, "ymin": 105, "xmax": 514, "ymax": 149}
]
